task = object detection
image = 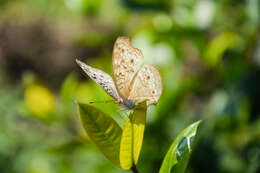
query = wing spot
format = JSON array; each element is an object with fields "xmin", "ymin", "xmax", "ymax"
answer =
[
  {"xmin": 130, "ymin": 59, "xmax": 134, "ymax": 64},
  {"xmin": 92, "ymin": 74, "xmax": 96, "ymax": 79},
  {"xmin": 147, "ymin": 76, "xmax": 150, "ymax": 80},
  {"xmin": 152, "ymin": 90, "xmax": 155, "ymax": 94}
]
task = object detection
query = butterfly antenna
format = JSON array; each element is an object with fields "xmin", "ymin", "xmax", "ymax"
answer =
[{"xmin": 89, "ymin": 100, "xmax": 115, "ymax": 104}]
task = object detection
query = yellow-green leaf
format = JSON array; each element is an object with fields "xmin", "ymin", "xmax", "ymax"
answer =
[
  {"xmin": 120, "ymin": 117, "xmax": 133, "ymax": 170},
  {"xmin": 159, "ymin": 120, "xmax": 202, "ymax": 173},
  {"xmin": 77, "ymin": 103, "xmax": 122, "ymax": 167},
  {"xmin": 119, "ymin": 103, "xmax": 147, "ymax": 170}
]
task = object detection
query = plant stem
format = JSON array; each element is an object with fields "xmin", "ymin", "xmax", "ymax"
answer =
[{"xmin": 131, "ymin": 164, "xmax": 139, "ymax": 173}]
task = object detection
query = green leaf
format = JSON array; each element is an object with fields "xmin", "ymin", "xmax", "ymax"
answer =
[
  {"xmin": 119, "ymin": 102, "xmax": 147, "ymax": 170},
  {"xmin": 159, "ymin": 120, "xmax": 202, "ymax": 173},
  {"xmin": 77, "ymin": 103, "xmax": 122, "ymax": 167},
  {"xmin": 204, "ymin": 32, "xmax": 239, "ymax": 67}
]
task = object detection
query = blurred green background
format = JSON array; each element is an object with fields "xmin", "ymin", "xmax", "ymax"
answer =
[{"xmin": 0, "ymin": 0, "xmax": 259, "ymax": 172}]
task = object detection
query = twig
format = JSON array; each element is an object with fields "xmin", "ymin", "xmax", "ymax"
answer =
[{"xmin": 131, "ymin": 164, "xmax": 139, "ymax": 173}]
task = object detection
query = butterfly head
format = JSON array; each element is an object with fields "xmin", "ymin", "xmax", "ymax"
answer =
[{"xmin": 122, "ymin": 99, "xmax": 135, "ymax": 110}]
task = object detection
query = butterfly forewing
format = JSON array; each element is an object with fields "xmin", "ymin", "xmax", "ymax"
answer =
[
  {"xmin": 128, "ymin": 64, "xmax": 162, "ymax": 105},
  {"xmin": 112, "ymin": 37, "xmax": 144, "ymax": 99},
  {"xmin": 76, "ymin": 59, "xmax": 122, "ymax": 102}
]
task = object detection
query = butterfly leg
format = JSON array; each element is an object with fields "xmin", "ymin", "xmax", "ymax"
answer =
[{"xmin": 117, "ymin": 108, "xmax": 130, "ymax": 120}]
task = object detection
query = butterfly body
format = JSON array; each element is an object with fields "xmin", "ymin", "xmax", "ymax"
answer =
[
  {"xmin": 76, "ymin": 36, "xmax": 162, "ymax": 109},
  {"xmin": 122, "ymin": 98, "xmax": 135, "ymax": 109}
]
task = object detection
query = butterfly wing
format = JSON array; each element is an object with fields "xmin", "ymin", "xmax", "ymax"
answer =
[
  {"xmin": 76, "ymin": 59, "xmax": 122, "ymax": 102},
  {"xmin": 112, "ymin": 37, "xmax": 144, "ymax": 99},
  {"xmin": 128, "ymin": 64, "xmax": 162, "ymax": 106}
]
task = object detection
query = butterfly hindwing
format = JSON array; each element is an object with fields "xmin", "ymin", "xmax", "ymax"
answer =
[
  {"xmin": 128, "ymin": 64, "xmax": 162, "ymax": 105},
  {"xmin": 112, "ymin": 37, "xmax": 144, "ymax": 99},
  {"xmin": 76, "ymin": 59, "xmax": 122, "ymax": 102}
]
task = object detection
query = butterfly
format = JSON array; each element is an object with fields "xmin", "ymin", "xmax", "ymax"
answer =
[{"xmin": 76, "ymin": 37, "xmax": 162, "ymax": 109}]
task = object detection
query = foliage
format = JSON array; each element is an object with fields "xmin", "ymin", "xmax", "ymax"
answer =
[
  {"xmin": 78, "ymin": 101, "xmax": 201, "ymax": 173},
  {"xmin": 159, "ymin": 121, "xmax": 201, "ymax": 173},
  {"xmin": 78, "ymin": 103, "xmax": 122, "ymax": 167},
  {"xmin": 119, "ymin": 102, "xmax": 147, "ymax": 170}
]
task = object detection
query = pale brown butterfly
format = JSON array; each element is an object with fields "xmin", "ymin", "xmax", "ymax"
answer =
[{"xmin": 76, "ymin": 37, "xmax": 162, "ymax": 109}]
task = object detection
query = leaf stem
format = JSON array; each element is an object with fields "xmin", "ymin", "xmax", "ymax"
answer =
[{"xmin": 131, "ymin": 164, "xmax": 139, "ymax": 173}]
